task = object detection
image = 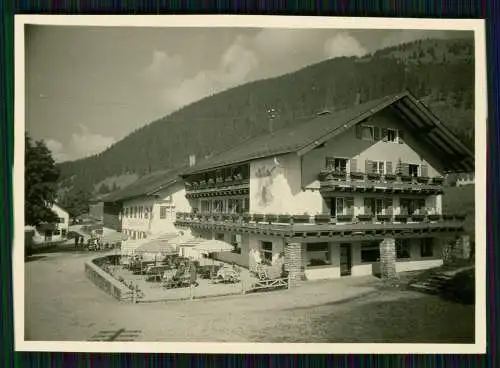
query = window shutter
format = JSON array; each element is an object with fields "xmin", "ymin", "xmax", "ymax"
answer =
[
  {"xmin": 350, "ymin": 159, "xmax": 358, "ymax": 173},
  {"xmin": 402, "ymin": 163, "xmax": 410, "ymax": 176},
  {"xmin": 364, "ymin": 198, "xmax": 373, "ymax": 214},
  {"xmin": 365, "ymin": 160, "xmax": 373, "ymax": 174},
  {"xmin": 372, "ymin": 161, "xmax": 378, "ymax": 173},
  {"xmin": 398, "ymin": 130, "xmax": 405, "ymax": 144},
  {"xmin": 381, "ymin": 128, "xmax": 388, "ymax": 142},
  {"xmin": 385, "ymin": 198, "xmax": 393, "ymax": 215},
  {"xmin": 420, "ymin": 164, "xmax": 428, "ymax": 177},
  {"xmin": 386, "ymin": 161, "xmax": 393, "ymax": 174},
  {"xmin": 355, "ymin": 124, "xmax": 363, "ymax": 139},
  {"xmin": 374, "ymin": 127, "xmax": 380, "ymax": 141},
  {"xmin": 346, "ymin": 197, "xmax": 355, "ymax": 216}
]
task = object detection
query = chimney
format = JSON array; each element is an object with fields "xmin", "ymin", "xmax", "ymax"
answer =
[
  {"xmin": 355, "ymin": 92, "xmax": 361, "ymax": 105},
  {"xmin": 189, "ymin": 154, "xmax": 196, "ymax": 167}
]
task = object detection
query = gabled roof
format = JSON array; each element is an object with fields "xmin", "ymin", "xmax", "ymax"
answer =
[
  {"xmin": 182, "ymin": 91, "xmax": 474, "ymax": 175},
  {"xmin": 100, "ymin": 167, "xmax": 185, "ymax": 203}
]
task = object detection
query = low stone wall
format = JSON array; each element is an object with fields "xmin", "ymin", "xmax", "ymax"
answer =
[{"xmin": 85, "ymin": 255, "xmax": 134, "ymax": 302}]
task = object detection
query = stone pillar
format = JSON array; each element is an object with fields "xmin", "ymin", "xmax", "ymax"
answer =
[
  {"xmin": 455, "ymin": 235, "xmax": 471, "ymax": 260},
  {"xmin": 285, "ymin": 242, "xmax": 304, "ymax": 287},
  {"xmin": 379, "ymin": 238, "xmax": 398, "ymax": 282}
]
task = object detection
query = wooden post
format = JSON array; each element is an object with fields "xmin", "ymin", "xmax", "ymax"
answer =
[
  {"xmin": 190, "ymin": 284, "xmax": 194, "ymax": 300},
  {"xmin": 241, "ymin": 280, "xmax": 246, "ymax": 295}
]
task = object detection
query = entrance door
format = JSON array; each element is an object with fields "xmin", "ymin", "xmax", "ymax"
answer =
[{"xmin": 340, "ymin": 244, "xmax": 352, "ymax": 276}]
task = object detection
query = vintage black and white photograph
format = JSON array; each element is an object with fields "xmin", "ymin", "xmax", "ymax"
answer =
[{"xmin": 15, "ymin": 16, "xmax": 486, "ymax": 353}]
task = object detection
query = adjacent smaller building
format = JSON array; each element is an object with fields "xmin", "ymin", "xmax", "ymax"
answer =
[
  {"xmin": 26, "ymin": 202, "xmax": 70, "ymax": 244},
  {"xmin": 101, "ymin": 168, "xmax": 191, "ymax": 242}
]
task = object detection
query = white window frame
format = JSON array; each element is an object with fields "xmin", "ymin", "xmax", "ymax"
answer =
[
  {"xmin": 326, "ymin": 157, "xmax": 348, "ymax": 172},
  {"xmin": 387, "ymin": 128, "xmax": 399, "ymax": 143},
  {"xmin": 409, "ymin": 164, "xmax": 420, "ymax": 178},
  {"xmin": 373, "ymin": 160, "xmax": 386, "ymax": 175},
  {"xmin": 261, "ymin": 241, "xmax": 273, "ymax": 264},
  {"xmin": 360, "ymin": 125, "xmax": 375, "ymax": 141}
]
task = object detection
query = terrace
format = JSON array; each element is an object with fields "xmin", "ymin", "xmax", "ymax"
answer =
[
  {"xmin": 175, "ymin": 211, "xmax": 466, "ymax": 242},
  {"xmin": 318, "ymin": 169, "xmax": 445, "ymax": 195},
  {"xmin": 184, "ymin": 163, "xmax": 250, "ymax": 199}
]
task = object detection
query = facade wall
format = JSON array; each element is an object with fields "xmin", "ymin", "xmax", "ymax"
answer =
[
  {"xmin": 36, "ymin": 204, "xmax": 70, "ymax": 242},
  {"xmin": 121, "ymin": 182, "xmax": 190, "ymax": 240}
]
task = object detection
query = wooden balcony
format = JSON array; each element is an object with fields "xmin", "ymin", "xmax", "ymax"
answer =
[
  {"xmin": 318, "ymin": 170, "xmax": 444, "ymax": 195},
  {"xmin": 185, "ymin": 178, "xmax": 250, "ymax": 198},
  {"xmin": 174, "ymin": 211, "xmax": 465, "ymax": 242}
]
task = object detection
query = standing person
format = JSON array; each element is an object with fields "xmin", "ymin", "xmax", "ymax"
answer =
[{"xmin": 74, "ymin": 236, "xmax": 79, "ymax": 248}]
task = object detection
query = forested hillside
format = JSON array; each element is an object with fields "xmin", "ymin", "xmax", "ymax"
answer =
[{"xmin": 56, "ymin": 37, "xmax": 474, "ymax": 197}]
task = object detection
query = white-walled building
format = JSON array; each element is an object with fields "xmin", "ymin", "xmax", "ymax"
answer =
[
  {"xmin": 102, "ymin": 169, "xmax": 191, "ymax": 243},
  {"xmin": 175, "ymin": 91, "xmax": 474, "ymax": 283},
  {"xmin": 26, "ymin": 202, "xmax": 70, "ymax": 244}
]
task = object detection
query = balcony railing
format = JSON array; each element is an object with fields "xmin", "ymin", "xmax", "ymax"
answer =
[
  {"xmin": 175, "ymin": 211, "xmax": 466, "ymax": 241},
  {"xmin": 318, "ymin": 169, "xmax": 444, "ymax": 194},
  {"xmin": 185, "ymin": 177, "xmax": 250, "ymax": 198}
]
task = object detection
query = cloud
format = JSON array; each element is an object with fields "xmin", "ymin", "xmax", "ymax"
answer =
[
  {"xmin": 324, "ymin": 32, "xmax": 368, "ymax": 58},
  {"xmin": 44, "ymin": 125, "xmax": 116, "ymax": 162},
  {"xmin": 163, "ymin": 36, "xmax": 259, "ymax": 109},
  {"xmin": 44, "ymin": 138, "xmax": 71, "ymax": 163},
  {"xmin": 142, "ymin": 50, "xmax": 184, "ymax": 84}
]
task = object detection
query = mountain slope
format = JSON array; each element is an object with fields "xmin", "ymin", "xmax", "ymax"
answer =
[{"xmin": 56, "ymin": 37, "xmax": 475, "ymax": 196}]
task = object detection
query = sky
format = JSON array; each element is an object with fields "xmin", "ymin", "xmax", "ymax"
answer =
[{"xmin": 24, "ymin": 25, "xmax": 470, "ymax": 163}]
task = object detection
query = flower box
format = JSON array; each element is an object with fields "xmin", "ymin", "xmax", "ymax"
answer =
[
  {"xmin": 253, "ymin": 214, "xmax": 265, "ymax": 223},
  {"xmin": 222, "ymin": 213, "xmax": 232, "ymax": 221},
  {"xmin": 427, "ymin": 214, "xmax": 441, "ymax": 221},
  {"xmin": 417, "ymin": 176, "xmax": 430, "ymax": 184},
  {"xmin": 231, "ymin": 213, "xmax": 240, "ymax": 222},
  {"xmin": 410, "ymin": 214, "xmax": 425, "ymax": 222},
  {"xmin": 292, "ymin": 215, "xmax": 310, "ymax": 224},
  {"xmin": 336, "ymin": 214, "xmax": 353, "ymax": 222},
  {"xmin": 431, "ymin": 177, "xmax": 445, "ymax": 184},
  {"xmin": 242, "ymin": 213, "xmax": 252, "ymax": 223},
  {"xmin": 330, "ymin": 170, "xmax": 347, "ymax": 179},
  {"xmin": 278, "ymin": 214, "xmax": 292, "ymax": 224},
  {"xmin": 266, "ymin": 214, "xmax": 278, "ymax": 223},
  {"xmin": 399, "ymin": 175, "xmax": 412, "ymax": 182},
  {"xmin": 454, "ymin": 213, "xmax": 467, "ymax": 221},
  {"xmin": 442, "ymin": 214, "xmax": 454, "ymax": 221},
  {"xmin": 384, "ymin": 173, "xmax": 396, "ymax": 181},
  {"xmin": 376, "ymin": 214, "xmax": 392, "ymax": 222},
  {"xmin": 350, "ymin": 171, "xmax": 365, "ymax": 179},
  {"xmin": 357, "ymin": 214, "xmax": 373, "ymax": 222},
  {"xmin": 395, "ymin": 214, "xmax": 409, "ymax": 222},
  {"xmin": 314, "ymin": 214, "xmax": 331, "ymax": 224},
  {"xmin": 367, "ymin": 172, "xmax": 381, "ymax": 180},
  {"xmin": 318, "ymin": 171, "xmax": 330, "ymax": 181}
]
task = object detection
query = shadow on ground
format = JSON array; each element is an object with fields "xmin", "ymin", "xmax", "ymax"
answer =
[{"xmin": 248, "ymin": 290, "xmax": 475, "ymax": 343}]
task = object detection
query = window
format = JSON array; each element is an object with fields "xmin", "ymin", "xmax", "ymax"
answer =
[
  {"xmin": 364, "ymin": 198, "xmax": 386, "ymax": 215},
  {"xmin": 231, "ymin": 234, "xmax": 242, "ymax": 254},
  {"xmin": 374, "ymin": 161, "xmax": 385, "ymax": 174},
  {"xmin": 400, "ymin": 198, "xmax": 426, "ymax": 215},
  {"xmin": 228, "ymin": 198, "xmax": 245, "ymax": 214},
  {"xmin": 58, "ymin": 217, "xmax": 65, "ymax": 224},
  {"xmin": 361, "ymin": 241, "xmax": 380, "ymax": 263},
  {"xmin": 160, "ymin": 206, "xmax": 167, "ymax": 219},
  {"xmin": 387, "ymin": 128, "xmax": 398, "ymax": 142},
  {"xmin": 409, "ymin": 164, "xmax": 420, "ymax": 178},
  {"xmin": 261, "ymin": 241, "xmax": 273, "ymax": 265},
  {"xmin": 325, "ymin": 157, "xmax": 348, "ymax": 172},
  {"xmin": 396, "ymin": 239, "xmax": 411, "ymax": 259},
  {"xmin": 420, "ymin": 238, "xmax": 434, "ymax": 257},
  {"xmin": 361, "ymin": 125, "xmax": 374, "ymax": 140},
  {"xmin": 330, "ymin": 197, "xmax": 354, "ymax": 217},
  {"xmin": 212, "ymin": 200, "xmax": 224, "ymax": 213},
  {"xmin": 216, "ymin": 233, "xmax": 225, "ymax": 241},
  {"xmin": 53, "ymin": 230, "xmax": 60, "ymax": 236},
  {"xmin": 306, "ymin": 243, "xmax": 331, "ymax": 266},
  {"xmin": 200, "ymin": 200, "xmax": 211, "ymax": 213}
]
